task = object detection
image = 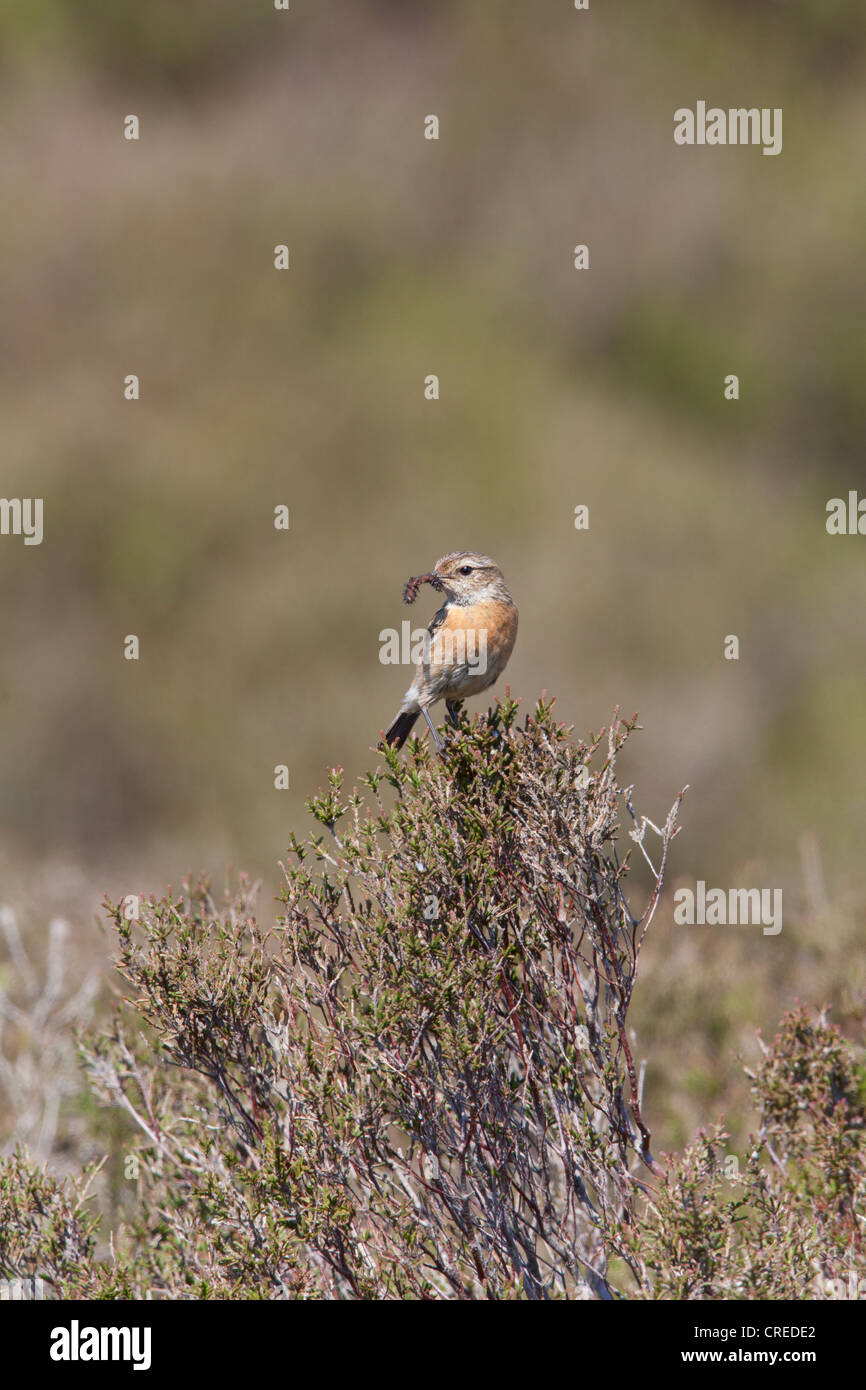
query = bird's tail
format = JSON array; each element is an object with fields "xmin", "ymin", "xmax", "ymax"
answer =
[{"xmin": 380, "ymin": 709, "xmax": 420, "ymax": 750}]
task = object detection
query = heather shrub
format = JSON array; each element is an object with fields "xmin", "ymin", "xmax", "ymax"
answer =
[
  {"xmin": 634, "ymin": 1008, "xmax": 866, "ymax": 1300},
  {"xmin": 1, "ymin": 699, "xmax": 862, "ymax": 1300},
  {"xmin": 74, "ymin": 699, "xmax": 683, "ymax": 1298}
]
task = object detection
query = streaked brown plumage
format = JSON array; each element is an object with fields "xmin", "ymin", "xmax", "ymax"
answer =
[{"xmin": 380, "ymin": 551, "xmax": 518, "ymax": 750}]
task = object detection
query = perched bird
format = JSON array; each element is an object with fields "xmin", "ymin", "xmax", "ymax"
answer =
[{"xmin": 380, "ymin": 550, "xmax": 518, "ymax": 751}]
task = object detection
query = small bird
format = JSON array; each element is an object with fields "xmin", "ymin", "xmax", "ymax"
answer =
[{"xmin": 380, "ymin": 550, "xmax": 518, "ymax": 751}]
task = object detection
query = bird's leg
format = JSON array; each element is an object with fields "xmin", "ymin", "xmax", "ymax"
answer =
[
  {"xmin": 445, "ymin": 700, "xmax": 462, "ymax": 729},
  {"xmin": 421, "ymin": 706, "xmax": 445, "ymax": 752}
]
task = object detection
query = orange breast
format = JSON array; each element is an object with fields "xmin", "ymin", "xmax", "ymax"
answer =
[{"xmin": 426, "ymin": 600, "xmax": 517, "ymax": 693}]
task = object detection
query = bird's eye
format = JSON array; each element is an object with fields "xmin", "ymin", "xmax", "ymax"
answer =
[{"xmin": 459, "ymin": 565, "xmax": 473, "ymax": 575}]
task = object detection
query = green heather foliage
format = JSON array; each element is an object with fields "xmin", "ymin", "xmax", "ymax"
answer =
[
  {"xmin": 636, "ymin": 1009, "xmax": 866, "ymax": 1300},
  {"xmin": 0, "ymin": 702, "xmax": 863, "ymax": 1298}
]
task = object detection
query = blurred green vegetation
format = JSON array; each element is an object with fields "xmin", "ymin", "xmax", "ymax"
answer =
[{"xmin": 1, "ymin": 0, "xmax": 865, "ymax": 1157}]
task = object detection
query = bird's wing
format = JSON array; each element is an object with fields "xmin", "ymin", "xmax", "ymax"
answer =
[{"xmin": 427, "ymin": 602, "xmax": 448, "ymax": 636}]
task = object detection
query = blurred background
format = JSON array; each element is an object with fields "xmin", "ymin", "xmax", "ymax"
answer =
[{"xmin": 1, "ymin": 0, "xmax": 865, "ymax": 1158}]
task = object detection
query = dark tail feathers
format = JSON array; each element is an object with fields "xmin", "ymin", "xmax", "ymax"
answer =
[{"xmin": 380, "ymin": 710, "xmax": 420, "ymax": 750}]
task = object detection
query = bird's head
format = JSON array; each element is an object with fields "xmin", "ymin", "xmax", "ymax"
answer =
[{"xmin": 432, "ymin": 551, "xmax": 512, "ymax": 606}]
